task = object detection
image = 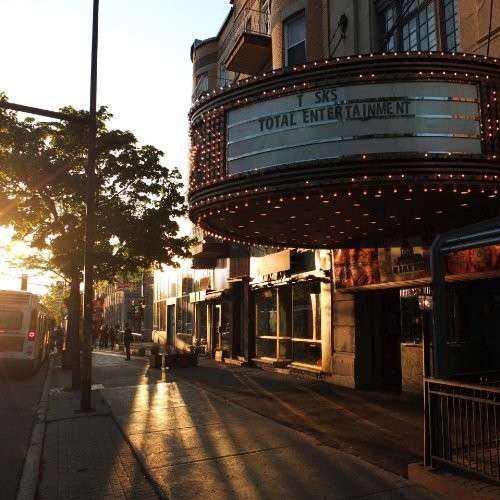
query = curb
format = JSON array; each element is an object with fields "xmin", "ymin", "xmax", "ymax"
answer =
[{"xmin": 16, "ymin": 356, "xmax": 54, "ymax": 500}]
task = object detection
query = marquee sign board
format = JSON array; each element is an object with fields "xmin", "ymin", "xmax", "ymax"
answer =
[{"xmin": 226, "ymin": 81, "xmax": 481, "ymax": 175}]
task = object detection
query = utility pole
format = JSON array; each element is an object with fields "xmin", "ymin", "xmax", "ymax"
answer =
[
  {"xmin": 0, "ymin": 0, "xmax": 100, "ymax": 411},
  {"xmin": 81, "ymin": 0, "xmax": 99, "ymax": 412}
]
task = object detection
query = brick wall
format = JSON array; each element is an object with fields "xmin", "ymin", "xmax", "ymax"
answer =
[{"xmin": 458, "ymin": 0, "xmax": 500, "ymax": 57}]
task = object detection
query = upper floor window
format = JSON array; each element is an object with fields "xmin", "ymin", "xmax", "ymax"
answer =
[
  {"xmin": 260, "ymin": 0, "xmax": 270, "ymax": 35},
  {"xmin": 443, "ymin": 0, "xmax": 460, "ymax": 51},
  {"xmin": 284, "ymin": 11, "xmax": 306, "ymax": 67},
  {"xmin": 380, "ymin": 0, "xmax": 457, "ymax": 52},
  {"xmin": 384, "ymin": 7, "xmax": 396, "ymax": 51},
  {"xmin": 402, "ymin": 2, "xmax": 437, "ymax": 51},
  {"xmin": 196, "ymin": 72, "xmax": 208, "ymax": 93}
]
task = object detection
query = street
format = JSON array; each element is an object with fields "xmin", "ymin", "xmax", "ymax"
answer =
[
  {"xmin": 35, "ymin": 352, "xmax": 439, "ymax": 499},
  {"xmin": 0, "ymin": 359, "xmax": 48, "ymax": 500}
]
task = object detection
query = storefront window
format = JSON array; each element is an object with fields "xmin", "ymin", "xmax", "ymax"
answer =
[
  {"xmin": 292, "ymin": 281, "xmax": 321, "ymax": 366},
  {"xmin": 254, "ymin": 281, "xmax": 322, "ymax": 365},
  {"xmin": 278, "ymin": 287, "xmax": 292, "ymax": 358},
  {"xmin": 255, "ymin": 288, "xmax": 277, "ymax": 358},
  {"xmin": 155, "ymin": 301, "xmax": 166, "ymax": 331},
  {"xmin": 292, "ymin": 281, "xmax": 320, "ymax": 340},
  {"xmin": 220, "ymin": 298, "xmax": 232, "ymax": 352},
  {"xmin": 176, "ymin": 296, "xmax": 194, "ymax": 336},
  {"xmin": 196, "ymin": 302, "xmax": 207, "ymax": 341}
]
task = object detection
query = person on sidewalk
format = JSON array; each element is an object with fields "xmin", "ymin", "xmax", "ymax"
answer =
[{"xmin": 124, "ymin": 322, "xmax": 132, "ymax": 361}]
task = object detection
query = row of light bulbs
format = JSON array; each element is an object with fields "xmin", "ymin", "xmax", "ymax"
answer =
[{"xmin": 192, "ymin": 50, "xmax": 499, "ymax": 108}]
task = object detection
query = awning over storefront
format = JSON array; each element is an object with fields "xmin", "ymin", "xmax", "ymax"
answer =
[{"xmin": 204, "ymin": 290, "xmax": 228, "ymax": 302}]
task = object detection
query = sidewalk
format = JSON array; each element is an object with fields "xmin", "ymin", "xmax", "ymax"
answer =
[
  {"xmin": 38, "ymin": 355, "xmax": 159, "ymax": 500},
  {"xmin": 37, "ymin": 352, "xmax": 440, "ymax": 499},
  {"xmin": 168, "ymin": 357, "xmax": 424, "ymax": 478}
]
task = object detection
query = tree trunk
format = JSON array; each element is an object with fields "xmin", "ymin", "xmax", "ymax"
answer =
[{"xmin": 68, "ymin": 271, "xmax": 81, "ymax": 390}]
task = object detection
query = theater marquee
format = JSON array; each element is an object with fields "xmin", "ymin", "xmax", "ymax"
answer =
[{"xmin": 227, "ymin": 81, "xmax": 481, "ymax": 174}]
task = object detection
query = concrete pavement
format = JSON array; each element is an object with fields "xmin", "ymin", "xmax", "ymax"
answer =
[
  {"xmin": 165, "ymin": 357, "xmax": 424, "ymax": 478},
  {"xmin": 38, "ymin": 355, "xmax": 159, "ymax": 500},
  {"xmin": 38, "ymin": 352, "xmax": 439, "ymax": 499}
]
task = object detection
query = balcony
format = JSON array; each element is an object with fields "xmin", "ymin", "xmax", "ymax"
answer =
[{"xmin": 221, "ymin": 7, "xmax": 271, "ymax": 75}]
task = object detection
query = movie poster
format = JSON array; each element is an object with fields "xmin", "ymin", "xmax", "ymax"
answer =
[
  {"xmin": 378, "ymin": 241, "xmax": 430, "ymax": 282},
  {"xmin": 334, "ymin": 248, "xmax": 380, "ymax": 288},
  {"xmin": 446, "ymin": 245, "xmax": 500, "ymax": 274}
]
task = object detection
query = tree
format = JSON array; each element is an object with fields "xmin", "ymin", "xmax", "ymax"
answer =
[
  {"xmin": 41, "ymin": 281, "xmax": 68, "ymax": 326},
  {"xmin": 0, "ymin": 95, "xmax": 192, "ymax": 386}
]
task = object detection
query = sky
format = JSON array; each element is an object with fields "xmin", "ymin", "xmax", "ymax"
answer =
[{"xmin": 0, "ymin": 0, "xmax": 231, "ymax": 294}]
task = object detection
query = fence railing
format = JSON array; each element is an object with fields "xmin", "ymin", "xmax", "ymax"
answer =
[
  {"xmin": 426, "ymin": 377, "xmax": 500, "ymax": 482},
  {"xmin": 192, "ymin": 77, "xmax": 234, "ymax": 101}
]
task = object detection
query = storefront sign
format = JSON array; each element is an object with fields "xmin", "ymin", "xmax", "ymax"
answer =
[
  {"xmin": 227, "ymin": 81, "xmax": 481, "ymax": 174},
  {"xmin": 379, "ymin": 242, "xmax": 429, "ymax": 282},
  {"xmin": 334, "ymin": 248, "xmax": 380, "ymax": 288},
  {"xmin": 446, "ymin": 245, "xmax": 500, "ymax": 274},
  {"xmin": 334, "ymin": 244, "xmax": 500, "ymax": 289},
  {"xmin": 251, "ymin": 250, "xmax": 290, "ymax": 279}
]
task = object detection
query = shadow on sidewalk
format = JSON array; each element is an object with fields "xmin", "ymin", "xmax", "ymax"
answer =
[
  {"xmin": 38, "ymin": 353, "xmax": 161, "ymax": 500},
  {"xmin": 168, "ymin": 358, "xmax": 424, "ymax": 478}
]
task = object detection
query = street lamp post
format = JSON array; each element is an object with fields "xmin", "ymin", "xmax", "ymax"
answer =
[
  {"xmin": 81, "ymin": 0, "xmax": 99, "ymax": 413},
  {"xmin": 0, "ymin": 0, "xmax": 100, "ymax": 412}
]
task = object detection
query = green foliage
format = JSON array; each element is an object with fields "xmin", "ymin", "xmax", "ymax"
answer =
[
  {"xmin": 41, "ymin": 281, "xmax": 68, "ymax": 325},
  {"xmin": 0, "ymin": 95, "xmax": 192, "ymax": 282}
]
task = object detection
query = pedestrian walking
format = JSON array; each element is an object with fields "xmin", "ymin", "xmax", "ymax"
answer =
[{"xmin": 124, "ymin": 322, "xmax": 132, "ymax": 361}]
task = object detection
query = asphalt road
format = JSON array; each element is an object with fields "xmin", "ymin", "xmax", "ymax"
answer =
[{"xmin": 0, "ymin": 358, "xmax": 48, "ymax": 500}]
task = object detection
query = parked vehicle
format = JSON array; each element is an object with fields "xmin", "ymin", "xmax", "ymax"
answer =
[{"xmin": 0, "ymin": 290, "xmax": 52, "ymax": 373}]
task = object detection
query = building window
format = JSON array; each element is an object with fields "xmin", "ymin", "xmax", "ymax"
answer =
[
  {"xmin": 195, "ymin": 303, "xmax": 207, "ymax": 341},
  {"xmin": 402, "ymin": 2, "xmax": 437, "ymax": 51},
  {"xmin": 255, "ymin": 288, "xmax": 277, "ymax": 358},
  {"xmin": 154, "ymin": 301, "xmax": 166, "ymax": 331},
  {"xmin": 260, "ymin": 0, "xmax": 270, "ymax": 35},
  {"xmin": 284, "ymin": 11, "xmax": 306, "ymax": 67},
  {"xmin": 381, "ymin": 0, "xmax": 439, "ymax": 52},
  {"xmin": 443, "ymin": 0, "xmax": 460, "ymax": 51},
  {"xmin": 254, "ymin": 281, "xmax": 322, "ymax": 365},
  {"xmin": 176, "ymin": 296, "xmax": 194, "ymax": 336},
  {"xmin": 384, "ymin": 6, "xmax": 396, "ymax": 51},
  {"xmin": 292, "ymin": 281, "xmax": 321, "ymax": 366}
]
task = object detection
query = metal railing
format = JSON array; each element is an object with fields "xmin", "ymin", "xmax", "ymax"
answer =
[
  {"xmin": 192, "ymin": 77, "xmax": 234, "ymax": 101},
  {"xmin": 426, "ymin": 377, "xmax": 500, "ymax": 482},
  {"xmin": 219, "ymin": 5, "xmax": 270, "ymax": 68}
]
